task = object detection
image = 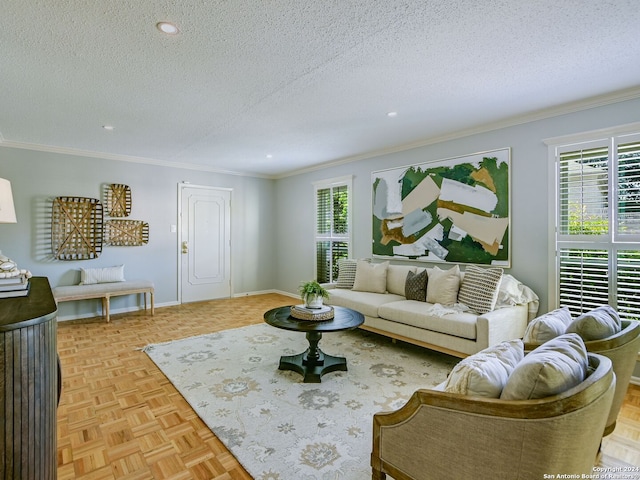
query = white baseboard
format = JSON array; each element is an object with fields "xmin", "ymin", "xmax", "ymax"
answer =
[
  {"xmin": 57, "ymin": 290, "xmax": 300, "ymax": 321},
  {"xmin": 56, "ymin": 301, "xmax": 178, "ymax": 322},
  {"xmin": 233, "ymin": 289, "xmax": 297, "ymax": 299},
  {"xmin": 630, "ymin": 376, "xmax": 640, "ymax": 386}
]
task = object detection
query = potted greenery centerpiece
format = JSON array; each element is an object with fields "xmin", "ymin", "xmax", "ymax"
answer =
[{"xmin": 298, "ymin": 280, "xmax": 330, "ymax": 309}]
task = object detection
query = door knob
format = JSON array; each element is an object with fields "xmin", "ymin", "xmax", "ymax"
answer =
[{"xmin": 182, "ymin": 241, "xmax": 188, "ymax": 254}]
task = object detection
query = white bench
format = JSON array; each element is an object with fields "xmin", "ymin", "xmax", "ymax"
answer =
[{"xmin": 53, "ymin": 280, "xmax": 154, "ymax": 323}]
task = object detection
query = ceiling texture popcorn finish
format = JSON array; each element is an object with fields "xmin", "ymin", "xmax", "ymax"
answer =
[{"xmin": 1, "ymin": 1, "xmax": 640, "ymax": 178}]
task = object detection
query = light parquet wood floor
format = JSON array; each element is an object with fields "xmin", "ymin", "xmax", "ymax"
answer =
[{"xmin": 56, "ymin": 294, "xmax": 640, "ymax": 479}]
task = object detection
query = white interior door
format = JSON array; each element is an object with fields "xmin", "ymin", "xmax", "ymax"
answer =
[{"xmin": 180, "ymin": 185, "xmax": 231, "ymax": 303}]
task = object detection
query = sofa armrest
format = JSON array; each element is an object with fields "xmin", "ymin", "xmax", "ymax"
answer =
[{"xmin": 475, "ymin": 304, "xmax": 528, "ymax": 351}]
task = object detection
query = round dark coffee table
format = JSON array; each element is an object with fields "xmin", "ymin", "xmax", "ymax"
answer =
[{"xmin": 263, "ymin": 305, "xmax": 364, "ymax": 383}]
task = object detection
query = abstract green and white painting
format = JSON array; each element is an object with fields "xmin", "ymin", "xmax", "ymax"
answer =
[{"xmin": 372, "ymin": 148, "xmax": 510, "ymax": 266}]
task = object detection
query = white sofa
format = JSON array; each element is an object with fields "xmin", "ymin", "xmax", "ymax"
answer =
[{"xmin": 326, "ymin": 262, "xmax": 538, "ymax": 358}]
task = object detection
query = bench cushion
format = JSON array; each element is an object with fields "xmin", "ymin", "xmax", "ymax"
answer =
[{"xmin": 54, "ymin": 280, "xmax": 154, "ymax": 300}]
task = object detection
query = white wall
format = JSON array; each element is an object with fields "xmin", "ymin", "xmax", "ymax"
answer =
[
  {"xmin": 0, "ymin": 147, "xmax": 276, "ymax": 319},
  {"xmin": 274, "ymin": 97, "xmax": 640, "ymax": 314},
  {"xmin": 2, "ymin": 97, "xmax": 640, "ymax": 320}
]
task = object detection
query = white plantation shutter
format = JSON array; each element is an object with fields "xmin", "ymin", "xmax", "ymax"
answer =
[
  {"xmin": 314, "ymin": 177, "xmax": 352, "ymax": 283},
  {"xmin": 558, "ymin": 248, "xmax": 609, "ymax": 312},
  {"xmin": 617, "ymin": 141, "xmax": 640, "ymax": 239},
  {"xmin": 558, "ymin": 146, "xmax": 609, "ymax": 237},
  {"xmin": 617, "ymin": 250, "xmax": 640, "ymax": 319},
  {"xmin": 553, "ymin": 133, "xmax": 640, "ymax": 319}
]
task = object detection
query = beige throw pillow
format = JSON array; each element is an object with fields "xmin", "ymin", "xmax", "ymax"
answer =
[
  {"xmin": 386, "ymin": 264, "xmax": 417, "ymax": 296},
  {"xmin": 426, "ymin": 265, "xmax": 461, "ymax": 305},
  {"xmin": 522, "ymin": 306, "xmax": 573, "ymax": 343},
  {"xmin": 500, "ymin": 333, "xmax": 588, "ymax": 400},
  {"xmin": 352, "ymin": 260, "xmax": 389, "ymax": 293},
  {"xmin": 443, "ymin": 339, "xmax": 524, "ymax": 398}
]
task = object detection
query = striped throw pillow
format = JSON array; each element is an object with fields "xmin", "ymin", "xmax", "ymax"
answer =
[
  {"xmin": 457, "ymin": 265, "xmax": 503, "ymax": 314},
  {"xmin": 335, "ymin": 259, "xmax": 358, "ymax": 289}
]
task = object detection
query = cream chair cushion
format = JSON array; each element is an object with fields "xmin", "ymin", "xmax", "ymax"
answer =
[
  {"xmin": 566, "ymin": 305, "xmax": 622, "ymax": 341},
  {"xmin": 523, "ymin": 306, "xmax": 573, "ymax": 343},
  {"xmin": 443, "ymin": 339, "xmax": 524, "ymax": 397},
  {"xmin": 501, "ymin": 333, "xmax": 588, "ymax": 400}
]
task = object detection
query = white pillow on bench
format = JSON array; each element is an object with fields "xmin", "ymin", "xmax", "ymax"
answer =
[{"xmin": 80, "ymin": 265, "xmax": 125, "ymax": 285}]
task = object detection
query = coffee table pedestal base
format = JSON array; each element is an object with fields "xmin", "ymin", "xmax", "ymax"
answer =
[{"xmin": 278, "ymin": 331, "xmax": 347, "ymax": 383}]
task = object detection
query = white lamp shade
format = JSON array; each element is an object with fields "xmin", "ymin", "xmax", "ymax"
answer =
[{"xmin": 0, "ymin": 178, "xmax": 17, "ymax": 223}]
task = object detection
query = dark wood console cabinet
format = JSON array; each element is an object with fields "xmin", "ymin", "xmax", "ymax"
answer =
[{"xmin": 0, "ymin": 277, "xmax": 58, "ymax": 479}]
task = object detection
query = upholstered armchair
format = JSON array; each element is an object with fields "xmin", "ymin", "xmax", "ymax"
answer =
[
  {"xmin": 371, "ymin": 353, "xmax": 614, "ymax": 480},
  {"xmin": 525, "ymin": 319, "xmax": 640, "ymax": 436}
]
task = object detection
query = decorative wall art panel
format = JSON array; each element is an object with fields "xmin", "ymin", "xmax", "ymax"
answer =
[
  {"xmin": 105, "ymin": 183, "xmax": 131, "ymax": 217},
  {"xmin": 51, "ymin": 197, "xmax": 104, "ymax": 260},
  {"xmin": 105, "ymin": 220, "xmax": 149, "ymax": 246},
  {"xmin": 372, "ymin": 148, "xmax": 510, "ymax": 266}
]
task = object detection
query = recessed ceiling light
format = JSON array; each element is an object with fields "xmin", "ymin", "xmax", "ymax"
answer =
[
  {"xmin": 102, "ymin": 125, "xmax": 114, "ymax": 131},
  {"xmin": 387, "ymin": 111, "xmax": 398, "ymax": 118},
  {"xmin": 266, "ymin": 154, "xmax": 273, "ymax": 159},
  {"xmin": 156, "ymin": 22, "xmax": 179, "ymax": 35}
]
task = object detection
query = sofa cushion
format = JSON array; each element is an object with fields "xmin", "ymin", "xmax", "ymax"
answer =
[
  {"xmin": 457, "ymin": 265, "xmax": 503, "ymax": 314},
  {"xmin": 523, "ymin": 306, "xmax": 573, "ymax": 343},
  {"xmin": 566, "ymin": 305, "xmax": 621, "ymax": 341},
  {"xmin": 327, "ymin": 288, "xmax": 404, "ymax": 318},
  {"xmin": 386, "ymin": 264, "xmax": 417, "ymax": 296},
  {"xmin": 405, "ymin": 269, "xmax": 427, "ymax": 302},
  {"xmin": 378, "ymin": 300, "xmax": 478, "ymax": 340},
  {"xmin": 443, "ymin": 339, "xmax": 524, "ymax": 397},
  {"xmin": 352, "ymin": 260, "xmax": 389, "ymax": 293},
  {"xmin": 426, "ymin": 265, "xmax": 461, "ymax": 305},
  {"xmin": 500, "ymin": 333, "xmax": 588, "ymax": 400}
]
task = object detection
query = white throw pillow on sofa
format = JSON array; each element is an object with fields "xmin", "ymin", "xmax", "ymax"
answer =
[
  {"xmin": 386, "ymin": 264, "xmax": 417, "ymax": 296},
  {"xmin": 352, "ymin": 260, "xmax": 389, "ymax": 294},
  {"xmin": 500, "ymin": 333, "xmax": 588, "ymax": 400},
  {"xmin": 443, "ymin": 339, "xmax": 524, "ymax": 398},
  {"xmin": 523, "ymin": 306, "xmax": 573, "ymax": 343},
  {"xmin": 426, "ymin": 265, "xmax": 460, "ymax": 305}
]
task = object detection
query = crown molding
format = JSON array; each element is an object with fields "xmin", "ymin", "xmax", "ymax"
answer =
[
  {"xmin": 2, "ymin": 86, "xmax": 640, "ymax": 181},
  {"xmin": 0, "ymin": 140, "xmax": 272, "ymax": 179},
  {"xmin": 275, "ymin": 86, "xmax": 640, "ymax": 179}
]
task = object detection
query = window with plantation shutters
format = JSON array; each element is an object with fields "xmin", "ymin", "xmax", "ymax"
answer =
[
  {"xmin": 550, "ymin": 129, "xmax": 640, "ymax": 320},
  {"xmin": 314, "ymin": 176, "xmax": 352, "ymax": 283}
]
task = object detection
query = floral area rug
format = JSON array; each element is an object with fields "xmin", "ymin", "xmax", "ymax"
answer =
[{"xmin": 143, "ymin": 323, "xmax": 458, "ymax": 480}]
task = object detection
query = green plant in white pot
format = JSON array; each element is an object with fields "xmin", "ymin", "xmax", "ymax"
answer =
[{"xmin": 298, "ymin": 280, "xmax": 330, "ymax": 309}]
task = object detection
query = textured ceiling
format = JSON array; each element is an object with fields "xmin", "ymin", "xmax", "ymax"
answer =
[{"xmin": 1, "ymin": 1, "xmax": 640, "ymax": 178}]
